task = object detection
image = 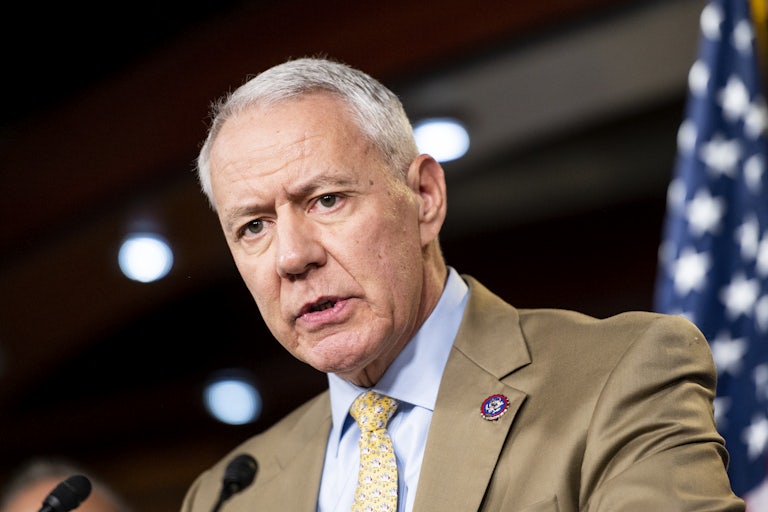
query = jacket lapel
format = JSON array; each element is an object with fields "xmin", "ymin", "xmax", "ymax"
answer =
[
  {"xmin": 413, "ymin": 276, "xmax": 530, "ymax": 512},
  {"xmin": 242, "ymin": 392, "xmax": 331, "ymax": 511}
]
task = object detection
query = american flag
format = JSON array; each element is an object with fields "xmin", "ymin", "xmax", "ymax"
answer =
[{"xmin": 653, "ymin": 0, "xmax": 768, "ymax": 504}]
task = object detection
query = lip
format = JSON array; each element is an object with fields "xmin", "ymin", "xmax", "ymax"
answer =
[{"xmin": 296, "ymin": 296, "xmax": 350, "ymax": 326}]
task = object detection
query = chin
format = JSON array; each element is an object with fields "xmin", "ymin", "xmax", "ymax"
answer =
[{"xmin": 308, "ymin": 351, "xmax": 372, "ymax": 377}]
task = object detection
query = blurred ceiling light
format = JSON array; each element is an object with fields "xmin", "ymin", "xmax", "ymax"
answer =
[
  {"xmin": 413, "ymin": 117, "xmax": 470, "ymax": 162},
  {"xmin": 118, "ymin": 233, "xmax": 174, "ymax": 283},
  {"xmin": 204, "ymin": 372, "xmax": 262, "ymax": 425}
]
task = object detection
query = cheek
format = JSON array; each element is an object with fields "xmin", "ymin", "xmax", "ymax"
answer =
[
  {"xmin": 347, "ymin": 220, "xmax": 413, "ymax": 275},
  {"xmin": 361, "ymin": 201, "xmax": 420, "ymax": 248},
  {"xmin": 356, "ymin": 223, "xmax": 422, "ymax": 297}
]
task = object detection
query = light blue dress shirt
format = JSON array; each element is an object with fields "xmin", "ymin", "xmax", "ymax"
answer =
[{"xmin": 317, "ymin": 267, "xmax": 469, "ymax": 512}]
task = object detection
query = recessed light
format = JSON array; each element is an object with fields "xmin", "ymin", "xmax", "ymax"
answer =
[{"xmin": 413, "ymin": 117, "xmax": 470, "ymax": 162}]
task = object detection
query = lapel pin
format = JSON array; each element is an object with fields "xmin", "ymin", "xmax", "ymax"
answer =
[{"xmin": 480, "ymin": 394, "xmax": 509, "ymax": 421}]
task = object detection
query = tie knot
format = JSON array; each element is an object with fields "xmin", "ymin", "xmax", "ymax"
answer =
[{"xmin": 350, "ymin": 391, "xmax": 398, "ymax": 433}]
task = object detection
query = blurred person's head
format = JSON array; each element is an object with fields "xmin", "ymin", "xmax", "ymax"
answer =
[{"xmin": 0, "ymin": 458, "xmax": 131, "ymax": 512}]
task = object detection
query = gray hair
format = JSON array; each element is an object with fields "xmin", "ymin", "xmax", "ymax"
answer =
[{"xmin": 196, "ymin": 56, "xmax": 419, "ymax": 209}]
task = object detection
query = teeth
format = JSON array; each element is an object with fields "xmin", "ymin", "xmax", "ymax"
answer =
[{"xmin": 312, "ymin": 301, "xmax": 334, "ymax": 312}]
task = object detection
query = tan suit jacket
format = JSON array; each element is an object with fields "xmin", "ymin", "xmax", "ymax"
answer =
[{"xmin": 181, "ymin": 276, "xmax": 744, "ymax": 511}]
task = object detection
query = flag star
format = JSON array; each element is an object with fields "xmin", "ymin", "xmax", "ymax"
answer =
[
  {"xmin": 744, "ymin": 153, "xmax": 765, "ymax": 192},
  {"xmin": 688, "ymin": 60, "xmax": 710, "ymax": 97},
  {"xmin": 686, "ymin": 188, "xmax": 726, "ymax": 235},
  {"xmin": 732, "ymin": 19, "xmax": 755, "ymax": 55},
  {"xmin": 757, "ymin": 237, "xmax": 768, "ymax": 276},
  {"xmin": 742, "ymin": 415, "xmax": 768, "ymax": 460},
  {"xmin": 736, "ymin": 215, "xmax": 760, "ymax": 260},
  {"xmin": 677, "ymin": 309, "xmax": 697, "ymax": 325},
  {"xmin": 718, "ymin": 75, "xmax": 750, "ymax": 122},
  {"xmin": 754, "ymin": 364, "xmax": 768, "ymax": 400},
  {"xmin": 672, "ymin": 247, "xmax": 711, "ymax": 295},
  {"xmin": 700, "ymin": 2, "xmax": 724, "ymax": 41},
  {"xmin": 755, "ymin": 295, "xmax": 768, "ymax": 331},
  {"xmin": 657, "ymin": 239, "xmax": 674, "ymax": 269},
  {"xmin": 711, "ymin": 332, "xmax": 748, "ymax": 376},
  {"xmin": 714, "ymin": 396, "xmax": 731, "ymax": 427},
  {"xmin": 677, "ymin": 119, "xmax": 698, "ymax": 154},
  {"xmin": 745, "ymin": 98, "xmax": 768, "ymax": 139},
  {"xmin": 666, "ymin": 177, "xmax": 687, "ymax": 213},
  {"xmin": 720, "ymin": 273, "xmax": 760, "ymax": 319},
  {"xmin": 699, "ymin": 135, "xmax": 742, "ymax": 177}
]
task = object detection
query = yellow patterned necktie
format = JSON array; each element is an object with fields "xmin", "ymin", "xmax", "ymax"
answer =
[{"xmin": 349, "ymin": 390, "xmax": 399, "ymax": 512}]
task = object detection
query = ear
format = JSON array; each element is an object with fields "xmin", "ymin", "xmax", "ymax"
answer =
[{"xmin": 406, "ymin": 154, "xmax": 447, "ymax": 246}]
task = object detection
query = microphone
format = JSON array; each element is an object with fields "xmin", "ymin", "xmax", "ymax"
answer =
[
  {"xmin": 210, "ymin": 454, "xmax": 258, "ymax": 512},
  {"xmin": 38, "ymin": 475, "xmax": 92, "ymax": 512}
]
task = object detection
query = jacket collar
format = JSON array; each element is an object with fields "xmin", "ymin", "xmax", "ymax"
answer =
[{"xmin": 413, "ymin": 275, "xmax": 530, "ymax": 511}]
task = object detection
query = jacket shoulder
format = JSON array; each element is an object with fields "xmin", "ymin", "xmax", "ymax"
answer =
[{"xmin": 181, "ymin": 390, "xmax": 330, "ymax": 511}]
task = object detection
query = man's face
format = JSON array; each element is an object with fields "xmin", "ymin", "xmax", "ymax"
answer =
[{"xmin": 209, "ymin": 93, "xmax": 428, "ymax": 384}]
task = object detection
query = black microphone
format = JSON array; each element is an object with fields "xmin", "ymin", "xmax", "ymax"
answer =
[
  {"xmin": 38, "ymin": 475, "xmax": 92, "ymax": 512},
  {"xmin": 210, "ymin": 454, "xmax": 258, "ymax": 512}
]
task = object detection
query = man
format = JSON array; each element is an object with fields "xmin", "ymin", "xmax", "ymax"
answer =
[{"xmin": 181, "ymin": 57, "xmax": 744, "ymax": 511}]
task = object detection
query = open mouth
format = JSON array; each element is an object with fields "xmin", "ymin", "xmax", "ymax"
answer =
[{"xmin": 310, "ymin": 299, "xmax": 336, "ymax": 312}]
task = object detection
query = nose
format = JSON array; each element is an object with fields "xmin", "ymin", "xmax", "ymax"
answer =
[{"xmin": 275, "ymin": 210, "xmax": 325, "ymax": 279}]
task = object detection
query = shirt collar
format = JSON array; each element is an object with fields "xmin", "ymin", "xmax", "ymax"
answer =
[{"xmin": 326, "ymin": 267, "xmax": 469, "ymax": 445}]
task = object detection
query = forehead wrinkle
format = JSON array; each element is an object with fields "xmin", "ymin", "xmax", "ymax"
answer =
[
  {"xmin": 283, "ymin": 173, "xmax": 360, "ymax": 203},
  {"xmin": 216, "ymin": 110, "xmax": 317, "ymax": 169},
  {"xmin": 214, "ymin": 105, "xmax": 363, "ymax": 231},
  {"xmin": 214, "ymin": 133, "xmax": 305, "ymax": 201},
  {"xmin": 217, "ymin": 149, "xmax": 347, "ymax": 234}
]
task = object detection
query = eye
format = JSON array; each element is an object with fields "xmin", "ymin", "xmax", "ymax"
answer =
[
  {"xmin": 242, "ymin": 219, "xmax": 264, "ymax": 236},
  {"xmin": 317, "ymin": 194, "xmax": 338, "ymax": 208}
]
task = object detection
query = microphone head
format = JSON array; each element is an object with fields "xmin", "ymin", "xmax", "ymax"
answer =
[
  {"xmin": 221, "ymin": 454, "xmax": 257, "ymax": 499},
  {"xmin": 43, "ymin": 475, "xmax": 92, "ymax": 512}
]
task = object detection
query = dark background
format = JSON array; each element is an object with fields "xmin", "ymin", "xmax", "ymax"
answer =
[{"xmin": 0, "ymin": 1, "xmax": 713, "ymax": 510}]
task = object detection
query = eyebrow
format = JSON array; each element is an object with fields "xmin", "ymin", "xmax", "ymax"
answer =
[
  {"xmin": 285, "ymin": 174, "xmax": 358, "ymax": 202},
  {"xmin": 220, "ymin": 174, "xmax": 360, "ymax": 233},
  {"xmin": 221, "ymin": 202, "xmax": 264, "ymax": 235}
]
